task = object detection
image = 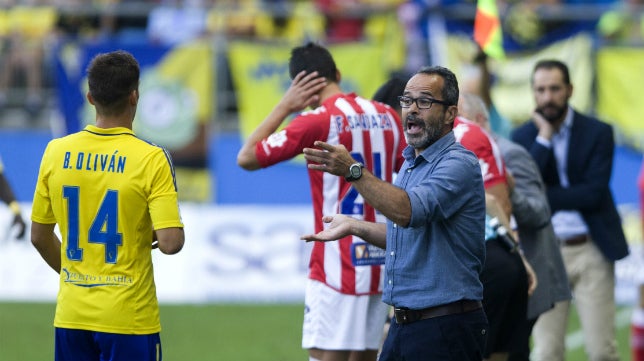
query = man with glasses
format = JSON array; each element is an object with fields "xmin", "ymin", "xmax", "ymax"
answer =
[
  {"xmin": 301, "ymin": 66, "xmax": 488, "ymax": 361},
  {"xmin": 237, "ymin": 42, "xmax": 407, "ymax": 361}
]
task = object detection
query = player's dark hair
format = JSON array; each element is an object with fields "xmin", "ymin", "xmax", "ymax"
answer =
[
  {"xmin": 87, "ymin": 50, "xmax": 140, "ymax": 116},
  {"xmin": 532, "ymin": 59, "xmax": 571, "ymax": 85},
  {"xmin": 373, "ymin": 75, "xmax": 409, "ymax": 112},
  {"xmin": 415, "ymin": 66, "xmax": 459, "ymax": 107},
  {"xmin": 289, "ymin": 42, "xmax": 338, "ymax": 82}
]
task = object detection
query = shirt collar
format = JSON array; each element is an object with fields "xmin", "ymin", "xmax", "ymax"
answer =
[
  {"xmin": 560, "ymin": 106, "xmax": 574, "ymax": 131},
  {"xmin": 551, "ymin": 106, "xmax": 573, "ymax": 139},
  {"xmin": 84, "ymin": 124, "xmax": 135, "ymax": 136}
]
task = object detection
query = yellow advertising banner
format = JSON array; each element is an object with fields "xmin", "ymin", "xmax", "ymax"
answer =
[
  {"xmin": 597, "ymin": 48, "xmax": 644, "ymax": 150},
  {"xmin": 228, "ymin": 41, "xmax": 390, "ymax": 139}
]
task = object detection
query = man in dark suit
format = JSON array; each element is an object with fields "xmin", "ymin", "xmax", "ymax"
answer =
[{"xmin": 511, "ymin": 59, "xmax": 629, "ymax": 361}]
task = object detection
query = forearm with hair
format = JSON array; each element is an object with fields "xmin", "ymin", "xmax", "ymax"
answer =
[
  {"xmin": 352, "ymin": 220, "xmax": 387, "ymax": 249},
  {"xmin": 352, "ymin": 171, "xmax": 412, "ymax": 227}
]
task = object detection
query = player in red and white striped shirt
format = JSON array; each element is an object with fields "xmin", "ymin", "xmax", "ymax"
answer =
[
  {"xmin": 454, "ymin": 115, "xmax": 511, "ymax": 216},
  {"xmin": 238, "ymin": 42, "xmax": 406, "ymax": 361}
]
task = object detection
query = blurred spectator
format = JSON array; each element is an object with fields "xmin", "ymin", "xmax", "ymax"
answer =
[
  {"xmin": 207, "ymin": 0, "xmax": 261, "ymax": 39},
  {"xmin": 597, "ymin": 0, "xmax": 644, "ymax": 45},
  {"xmin": 0, "ymin": 1, "xmax": 57, "ymax": 118},
  {"xmin": 54, "ymin": 2, "xmax": 102, "ymax": 42},
  {"xmin": 147, "ymin": 0, "xmax": 208, "ymax": 46},
  {"xmin": 397, "ymin": 0, "xmax": 428, "ymax": 73},
  {"xmin": 54, "ymin": 1, "xmax": 150, "ymax": 44},
  {"xmin": 314, "ymin": 0, "xmax": 366, "ymax": 43},
  {"xmin": 252, "ymin": 1, "xmax": 325, "ymax": 42},
  {"xmin": 314, "ymin": 0, "xmax": 396, "ymax": 43},
  {"xmin": 96, "ymin": 0, "xmax": 119, "ymax": 38},
  {"xmin": 500, "ymin": 0, "xmax": 609, "ymax": 51},
  {"xmin": 259, "ymin": 0, "xmax": 290, "ymax": 38},
  {"xmin": 640, "ymin": 157, "xmax": 644, "ymax": 240},
  {"xmin": 460, "ymin": 49, "xmax": 513, "ymax": 138}
]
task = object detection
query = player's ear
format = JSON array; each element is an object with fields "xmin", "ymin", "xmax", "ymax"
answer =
[
  {"xmin": 446, "ymin": 104, "xmax": 458, "ymax": 121},
  {"xmin": 86, "ymin": 91, "xmax": 95, "ymax": 105},
  {"xmin": 130, "ymin": 89, "xmax": 139, "ymax": 105}
]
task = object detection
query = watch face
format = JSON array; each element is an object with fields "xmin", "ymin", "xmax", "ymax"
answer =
[{"xmin": 350, "ymin": 164, "xmax": 362, "ymax": 178}]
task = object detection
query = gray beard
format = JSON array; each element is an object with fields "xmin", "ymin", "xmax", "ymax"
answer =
[{"xmin": 405, "ymin": 126, "xmax": 442, "ymax": 150}]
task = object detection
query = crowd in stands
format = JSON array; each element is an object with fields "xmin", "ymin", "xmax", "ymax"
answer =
[{"xmin": 0, "ymin": 0, "xmax": 642, "ymax": 127}]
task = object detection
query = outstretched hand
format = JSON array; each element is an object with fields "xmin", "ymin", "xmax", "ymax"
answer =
[
  {"xmin": 303, "ymin": 141, "xmax": 356, "ymax": 177},
  {"xmin": 301, "ymin": 214, "xmax": 355, "ymax": 242}
]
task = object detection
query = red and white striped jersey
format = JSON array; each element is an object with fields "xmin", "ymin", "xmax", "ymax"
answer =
[
  {"xmin": 453, "ymin": 116, "xmax": 506, "ymax": 189},
  {"xmin": 255, "ymin": 93, "xmax": 406, "ymax": 295}
]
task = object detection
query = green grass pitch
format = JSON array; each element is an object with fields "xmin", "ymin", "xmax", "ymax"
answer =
[{"xmin": 0, "ymin": 302, "xmax": 634, "ymax": 360}]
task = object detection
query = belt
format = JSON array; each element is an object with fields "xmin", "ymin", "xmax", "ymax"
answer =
[
  {"xmin": 393, "ymin": 300, "xmax": 482, "ymax": 325},
  {"xmin": 561, "ymin": 234, "xmax": 588, "ymax": 246}
]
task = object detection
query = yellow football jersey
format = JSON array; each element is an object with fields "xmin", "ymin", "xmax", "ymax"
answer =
[{"xmin": 32, "ymin": 125, "xmax": 183, "ymax": 334}]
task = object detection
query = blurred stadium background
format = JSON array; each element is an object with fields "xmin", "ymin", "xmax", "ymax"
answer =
[{"xmin": 0, "ymin": 0, "xmax": 643, "ymax": 360}]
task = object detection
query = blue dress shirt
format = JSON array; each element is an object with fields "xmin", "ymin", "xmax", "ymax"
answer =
[{"xmin": 382, "ymin": 131, "xmax": 486, "ymax": 310}]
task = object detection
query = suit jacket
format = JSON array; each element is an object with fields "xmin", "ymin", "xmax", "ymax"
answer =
[
  {"xmin": 511, "ymin": 110, "xmax": 629, "ymax": 261},
  {"xmin": 496, "ymin": 137, "xmax": 571, "ymax": 319}
]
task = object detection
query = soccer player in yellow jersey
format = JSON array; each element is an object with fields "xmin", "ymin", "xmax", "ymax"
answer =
[{"xmin": 31, "ymin": 50, "xmax": 185, "ymax": 361}]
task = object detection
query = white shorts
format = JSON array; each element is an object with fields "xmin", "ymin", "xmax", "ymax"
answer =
[{"xmin": 302, "ymin": 279, "xmax": 389, "ymax": 351}]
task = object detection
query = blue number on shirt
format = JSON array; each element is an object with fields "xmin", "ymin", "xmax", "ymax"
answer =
[
  {"xmin": 63, "ymin": 186, "xmax": 82, "ymax": 261},
  {"xmin": 340, "ymin": 152, "xmax": 382, "ymax": 215},
  {"xmin": 63, "ymin": 187, "xmax": 123, "ymax": 264},
  {"xmin": 89, "ymin": 190, "xmax": 122, "ymax": 264}
]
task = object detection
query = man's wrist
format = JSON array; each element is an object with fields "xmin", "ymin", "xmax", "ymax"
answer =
[
  {"xmin": 535, "ymin": 135, "xmax": 552, "ymax": 148},
  {"xmin": 9, "ymin": 201, "xmax": 21, "ymax": 215},
  {"xmin": 345, "ymin": 163, "xmax": 364, "ymax": 182}
]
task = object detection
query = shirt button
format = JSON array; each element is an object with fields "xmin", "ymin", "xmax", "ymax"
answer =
[
  {"xmin": 407, "ymin": 168, "xmax": 412, "ymax": 172},
  {"xmin": 390, "ymin": 251, "xmax": 394, "ymax": 256},
  {"xmin": 388, "ymin": 280, "xmax": 392, "ymax": 285}
]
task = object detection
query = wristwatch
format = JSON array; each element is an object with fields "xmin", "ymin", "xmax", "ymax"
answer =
[{"xmin": 345, "ymin": 162, "xmax": 364, "ymax": 182}]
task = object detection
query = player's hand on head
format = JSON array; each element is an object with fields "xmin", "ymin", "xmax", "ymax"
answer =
[{"xmin": 282, "ymin": 71, "xmax": 327, "ymax": 113}]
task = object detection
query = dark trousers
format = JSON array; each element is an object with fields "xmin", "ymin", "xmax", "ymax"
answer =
[
  {"xmin": 507, "ymin": 317, "xmax": 538, "ymax": 361},
  {"xmin": 480, "ymin": 238, "xmax": 529, "ymax": 357},
  {"xmin": 379, "ymin": 308, "xmax": 488, "ymax": 361}
]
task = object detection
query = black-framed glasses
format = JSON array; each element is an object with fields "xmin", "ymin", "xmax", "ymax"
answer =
[{"xmin": 398, "ymin": 95, "xmax": 452, "ymax": 110}]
